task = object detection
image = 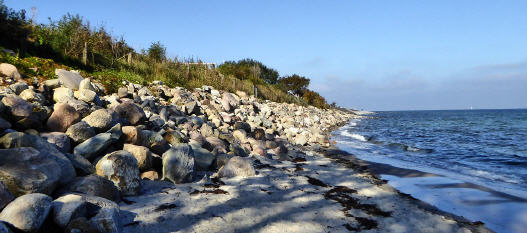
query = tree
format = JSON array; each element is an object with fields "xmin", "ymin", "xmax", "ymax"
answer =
[
  {"xmin": 218, "ymin": 58, "xmax": 279, "ymax": 84},
  {"xmin": 277, "ymin": 74, "xmax": 310, "ymax": 95},
  {"xmin": 302, "ymin": 89, "xmax": 328, "ymax": 108},
  {"xmin": 147, "ymin": 41, "xmax": 166, "ymax": 62}
]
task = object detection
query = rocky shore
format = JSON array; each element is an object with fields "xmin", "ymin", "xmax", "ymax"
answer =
[{"xmin": 0, "ymin": 64, "xmax": 491, "ymax": 233}]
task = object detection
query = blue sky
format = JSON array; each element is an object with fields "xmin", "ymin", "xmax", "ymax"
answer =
[{"xmin": 5, "ymin": 0, "xmax": 527, "ymax": 110}]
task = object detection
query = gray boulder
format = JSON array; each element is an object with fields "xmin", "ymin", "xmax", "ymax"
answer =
[
  {"xmin": 56, "ymin": 175, "xmax": 120, "ymax": 202},
  {"xmin": 0, "ymin": 63, "xmax": 21, "ymax": 80},
  {"xmin": 191, "ymin": 145, "xmax": 216, "ymax": 171},
  {"xmin": 185, "ymin": 101, "xmax": 200, "ymax": 115},
  {"xmin": 114, "ymin": 102, "xmax": 146, "ymax": 125},
  {"xmin": 0, "ymin": 132, "xmax": 75, "ymax": 185},
  {"xmin": 51, "ymin": 194, "xmax": 89, "ymax": 228},
  {"xmin": 221, "ymin": 92, "xmax": 239, "ymax": 112},
  {"xmin": 1, "ymin": 94, "xmax": 33, "ymax": 119},
  {"xmin": 56, "ymin": 69, "xmax": 84, "ymax": 90},
  {"xmin": 66, "ymin": 121, "xmax": 96, "ymax": 144},
  {"xmin": 53, "ymin": 87, "xmax": 74, "ymax": 102},
  {"xmin": 0, "ymin": 181, "xmax": 14, "ymax": 211},
  {"xmin": 0, "ymin": 147, "xmax": 62, "ymax": 196},
  {"xmin": 0, "ymin": 193, "xmax": 52, "ymax": 232},
  {"xmin": 218, "ymin": 156, "xmax": 255, "ymax": 178},
  {"xmin": 74, "ymin": 132, "xmax": 113, "ymax": 160},
  {"xmin": 82, "ymin": 109, "xmax": 118, "ymax": 132},
  {"xmin": 0, "ymin": 117, "xmax": 11, "ymax": 131},
  {"xmin": 162, "ymin": 143, "xmax": 195, "ymax": 184},
  {"xmin": 9, "ymin": 82, "xmax": 28, "ymax": 95},
  {"xmin": 40, "ymin": 132, "xmax": 71, "ymax": 153},
  {"xmin": 64, "ymin": 153, "xmax": 95, "ymax": 176},
  {"xmin": 96, "ymin": 150, "xmax": 141, "ymax": 196}
]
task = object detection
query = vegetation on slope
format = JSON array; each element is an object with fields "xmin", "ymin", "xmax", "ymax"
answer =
[{"xmin": 0, "ymin": 1, "xmax": 330, "ymax": 108}]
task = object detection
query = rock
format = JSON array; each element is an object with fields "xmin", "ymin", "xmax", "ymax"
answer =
[
  {"xmin": 185, "ymin": 101, "xmax": 200, "ymax": 115},
  {"xmin": 253, "ymin": 128, "xmax": 265, "ymax": 140},
  {"xmin": 73, "ymin": 133, "xmax": 113, "ymax": 160},
  {"xmin": 214, "ymin": 154, "xmax": 233, "ymax": 170},
  {"xmin": 51, "ymin": 194, "xmax": 89, "ymax": 228},
  {"xmin": 66, "ymin": 121, "xmax": 96, "ymax": 144},
  {"xmin": 233, "ymin": 129, "xmax": 247, "ymax": 143},
  {"xmin": 0, "ymin": 132, "xmax": 76, "ymax": 185},
  {"xmin": 114, "ymin": 102, "xmax": 146, "ymax": 125},
  {"xmin": 218, "ymin": 156, "xmax": 256, "ymax": 178},
  {"xmin": 0, "ymin": 181, "xmax": 14, "ymax": 211},
  {"xmin": 65, "ymin": 217, "xmax": 98, "ymax": 233},
  {"xmin": 233, "ymin": 121, "xmax": 251, "ymax": 132},
  {"xmin": 57, "ymin": 96, "xmax": 91, "ymax": 117},
  {"xmin": 0, "ymin": 117, "xmax": 11, "ymax": 131},
  {"xmin": 117, "ymin": 87, "xmax": 128, "ymax": 98},
  {"xmin": 0, "ymin": 147, "xmax": 64, "ymax": 196},
  {"xmin": 64, "ymin": 153, "xmax": 95, "ymax": 176},
  {"xmin": 9, "ymin": 82, "xmax": 28, "ymax": 95},
  {"xmin": 1, "ymin": 94, "xmax": 33, "ymax": 118},
  {"xmin": 43, "ymin": 79, "xmax": 60, "ymax": 89},
  {"xmin": 222, "ymin": 92, "xmax": 239, "ymax": 112},
  {"xmin": 96, "ymin": 150, "xmax": 141, "ymax": 196},
  {"xmin": 79, "ymin": 78, "xmax": 96, "ymax": 91},
  {"xmin": 163, "ymin": 129, "xmax": 187, "ymax": 145},
  {"xmin": 57, "ymin": 175, "xmax": 120, "ymax": 202},
  {"xmin": 0, "ymin": 63, "xmax": 21, "ymax": 80},
  {"xmin": 122, "ymin": 126, "xmax": 139, "ymax": 144},
  {"xmin": 205, "ymin": 136, "xmax": 226, "ymax": 151},
  {"xmin": 191, "ymin": 145, "xmax": 215, "ymax": 171},
  {"xmin": 123, "ymin": 144, "xmax": 152, "ymax": 171},
  {"xmin": 162, "ymin": 143, "xmax": 195, "ymax": 184},
  {"xmin": 19, "ymin": 89, "xmax": 45, "ymax": 103},
  {"xmin": 74, "ymin": 89, "xmax": 97, "ymax": 102},
  {"xmin": 200, "ymin": 123, "xmax": 214, "ymax": 138},
  {"xmin": 89, "ymin": 204, "xmax": 121, "ymax": 233},
  {"xmin": 294, "ymin": 133, "xmax": 308, "ymax": 146},
  {"xmin": 0, "ymin": 222, "xmax": 12, "ymax": 233},
  {"xmin": 56, "ymin": 69, "xmax": 84, "ymax": 90},
  {"xmin": 141, "ymin": 171, "xmax": 159, "ymax": 181},
  {"xmin": 53, "ymin": 87, "xmax": 74, "ymax": 102},
  {"xmin": 0, "ymin": 193, "xmax": 52, "ymax": 232},
  {"xmin": 46, "ymin": 103, "xmax": 81, "ymax": 132},
  {"xmin": 230, "ymin": 143, "xmax": 249, "ymax": 157},
  {"xmin": 82, "ymin": 109, "xmax": 117, "ymax": 132},
  {"xmin": 40, "ymin": 132, "xmax": 71, "ymax": 153}
]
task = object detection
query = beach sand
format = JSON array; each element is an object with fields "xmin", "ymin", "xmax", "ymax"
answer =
[{"xmin": 119, "ymin": 147, "xmax": 491, "ymax": 233}]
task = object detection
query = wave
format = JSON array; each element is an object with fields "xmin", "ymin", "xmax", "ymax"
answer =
[{"xmin": 340, "ymin": 131, "xmax": 368, "ymax": 141}]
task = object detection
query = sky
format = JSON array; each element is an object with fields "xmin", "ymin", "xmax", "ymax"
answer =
[{"xmin": 5, "ymin": 0, "xmax": 527, "ymax": 110}]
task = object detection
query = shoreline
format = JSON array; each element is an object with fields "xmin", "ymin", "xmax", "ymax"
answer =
[{"xmin": 329, "ymin": 121, "xmax": 527, "ymax": 233}]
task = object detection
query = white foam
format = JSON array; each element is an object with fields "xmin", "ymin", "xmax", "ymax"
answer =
[{"xmin": 340, "ymin": 131, "xmax": 367, "ymax": 141}]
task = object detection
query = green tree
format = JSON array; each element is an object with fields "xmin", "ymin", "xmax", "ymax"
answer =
[
  {"xmin": 277, "ymin": 74, "xmax": 310, "ymax": 95},
  {"xmin": 147, "ymin": 41, "xmax": 166, "ymax": 62},
  {"xmin": 218, "ymin": 58, "xmax": 279, "ymax": 84}
]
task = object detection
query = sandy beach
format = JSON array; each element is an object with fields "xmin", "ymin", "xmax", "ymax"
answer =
[{"xmin": 119, "ymin": 146, "xmax": 492, "ymax": 233}]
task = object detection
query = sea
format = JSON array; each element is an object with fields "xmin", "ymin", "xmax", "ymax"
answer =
[{"xmin": 332, "ymin": 109, "xmax": 527, "ymax": 233}]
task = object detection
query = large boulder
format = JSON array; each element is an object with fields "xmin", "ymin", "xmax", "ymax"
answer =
[
  {"xmin": 66, "ymin": 121, "xmax": 96, "ymax": 144},
  {"xmin": 46, "ymin": 103, "xmax": 81, "ymax": 132},
  {"xmin": 191, "ymin": 145, "xmax": 216, "ymax": 171},
  {"xmin": 72, "ymin": 122, "xmax": 121, "ymax": 161},
  {"xmin": 123, "ymin": 144, "xmax": 153, "ymax": 171},
  {"xmin": 79, "ymin": 78, "xmax": 97, "ymax": 91},
  {"xmin": 221, "ymin": 92, "xmax": 239, "ymax": 112},
  {"xmin": 40, "ymin": 132, "xmax": 71, "ymax": 153},
  {"xmin": 0, "ymin": 63, "xmax": 21, "ymax": 80},
  {"xmin": 184, "ymin": 101, "xmax": 200, "ymax": 115},
  {"xmin": 9, "ymin": 82, "xmax": 28, "ymax": 95},
  {"xmin": 74, "ymin": 89, "xmax": 97, "ymax": 103},
  {"xmin": 56, "ymin": 175, "xmax": 119, "ymax": 202},
  {"xmin": 0, "ymin": 181, "xmax": 14, "ymax": 211},
  {"xmin": 56, "ymin": 69, "xmax": 84, "ymax": 90},
  {"xmin": 0, "ymin": 117, "xmax": 11, "ymax": 131},
  {"xmin": 1, "ymin": 94, "xmax": 33, "ymax": 119},
  {"xmin": 0, "ymin": 148, "xmax": 62, "ymax": 196},
  {"xmin": 96, "ymin": 150, "xmax": 141, "ymax": 196},
  {"xmin": 162, "ymin": 143, "xmax": 195, "ymax": 184},
  {"xmin": 0, "ymin": 132, "xmax": 76, "ymax": 185},
  {"xmin": 114, "ymin": 102, "xmax": 146, "ymax": 125},
  {"xmin": 19, "ymin": 89, "xmax": 45, "ymax": 103},
  {"xmin": 64, "ymin": 152, "xmax": 95, "ymax": 176},
  {"xmin": 218, "ymin": 156, "xmax": 255, "ymax": 178},
  {"xmin": 51, "ymin": 194, "xmax": 89, "ymax": 228},
  {"xmin": 0, "ymin": 193, "xmax": 52, "ymax": 232},
  {"xmin": 82, "ymin": 109, "xmax": 118, "ymax": 132},
  {"xmin": 53, "ymin": 87, "xmax": 74, "ymax": 102}
]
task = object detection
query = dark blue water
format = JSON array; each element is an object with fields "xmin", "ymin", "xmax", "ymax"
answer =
[{"xmin": 332, "ymin": 109, "xmax": 527, "ymax": 197}]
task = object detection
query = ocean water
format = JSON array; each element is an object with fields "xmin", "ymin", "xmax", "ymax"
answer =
[{"xmin": 332, "ymin": 109, "xmax": 527, "ymax": 199}]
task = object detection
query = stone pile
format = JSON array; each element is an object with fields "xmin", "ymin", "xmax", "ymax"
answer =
[{"xmin": 0, "ymin": 64, "xmax": 354, "ymax": 232}]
